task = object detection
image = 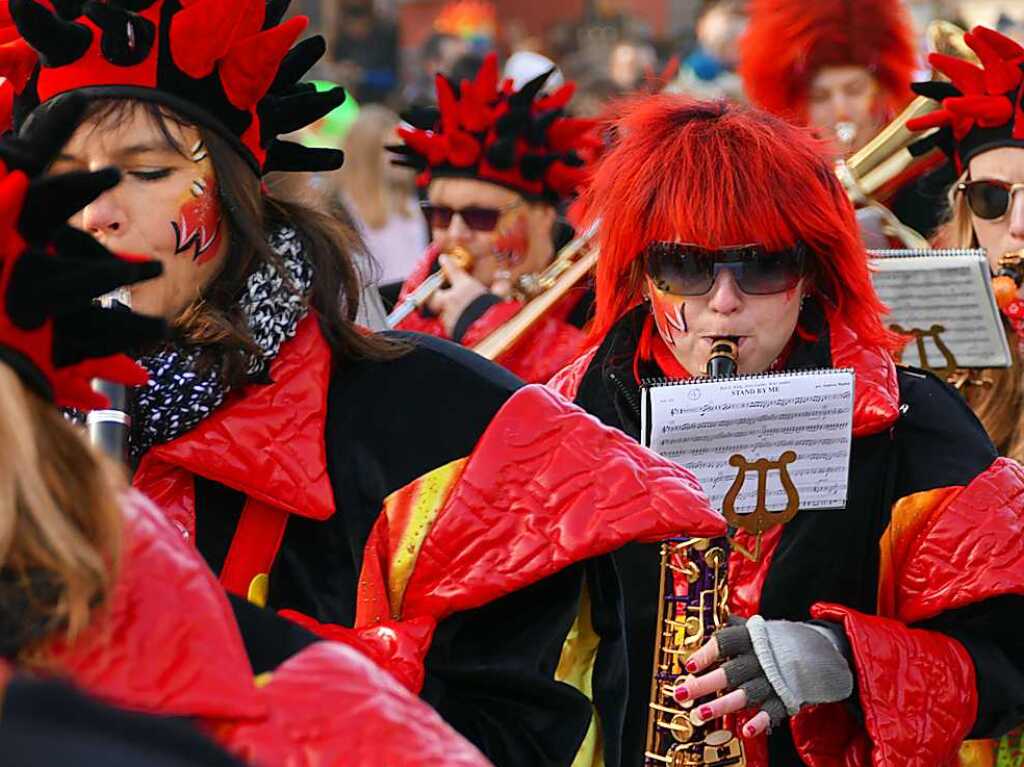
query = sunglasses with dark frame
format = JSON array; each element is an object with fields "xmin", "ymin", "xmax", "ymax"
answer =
[
  {"xmin": 420, "ymin": 201, "xmax": 523, "ymax": 232},
  {"xmin": 957, "ymin": 178, "xmax": 1024, "ymax": 221},
  {"xmin": 644, "ymin": 242, "xmax": 807, "ymax": 296}
]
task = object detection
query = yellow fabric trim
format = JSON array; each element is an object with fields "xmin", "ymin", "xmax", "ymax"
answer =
[
  {"xmin": 383, "ymin": 457, "xmax": 467, "ymax": 617},
  {"xmin": 556, "ymin": 583, "xmax": 605, "ymax": 767}
]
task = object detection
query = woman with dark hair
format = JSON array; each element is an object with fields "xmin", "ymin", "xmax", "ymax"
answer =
[
  {"xmin": 0, "ymin": 2, "xmax": 724, "ymax": 764},
  {"xmin": 550, "ymin": 95, "xmax": 1024, "ymax": 766},
  {"xmin": 0, "ymin": 94, "xmax": 491, "ymax": 766}
]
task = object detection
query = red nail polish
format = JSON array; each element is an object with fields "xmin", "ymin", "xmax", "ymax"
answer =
[
  {"xmin": 685, "ymin": 661, "xmax": 698, "ymax": 672},
  {"xmin": 675, "ymin": 686, "xmax": 689, "ymax": 701},
  {"xmin": 699, "ymin": 706, "xmax": 712, "ymax": 719}
]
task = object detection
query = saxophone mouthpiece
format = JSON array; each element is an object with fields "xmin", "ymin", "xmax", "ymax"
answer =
[{"xmin": 707, "ymin": 337, "xmax": 739, "ymax": 378}]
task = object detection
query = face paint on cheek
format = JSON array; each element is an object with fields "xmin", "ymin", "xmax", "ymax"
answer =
[
  {"xmin": 493, "ymin": 212, "xmax": 529, "ymax": 267},
  {"xmin": 171, "ymin": 140, "xmax": 223, "ymax": 264},
  {"xmin": 647, "ymin": 277, "xmax": 688, "ymax": 345}
]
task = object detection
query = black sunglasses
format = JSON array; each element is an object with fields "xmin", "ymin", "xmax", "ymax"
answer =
[
  {"xmin": 420, "ymin": 202, "xmax": 522, "ymax": 232},
  {"xmin": 644, "ymin": 242, "xmax": 807, "ymax": 296},
  {"xmin": 957, "ymin": 179, "xmax": 1024, "ymax": 221}
]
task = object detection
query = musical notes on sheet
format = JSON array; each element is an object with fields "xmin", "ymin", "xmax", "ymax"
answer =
[
  {"xmin": 870, "ymin": 251, "xmax": 1011, "ymax": 369},
  {"xmin": 641, "ymin": 370, "xmax": 854, "ymax": 516}
]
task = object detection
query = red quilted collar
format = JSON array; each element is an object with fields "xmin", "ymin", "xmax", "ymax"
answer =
[
  {"xmin": 829, "ymin": 318, "xmax": 900, "ymax": 437},
  {"xmin": 146, "ymin": 314, "xmax": 335, "ymax": 520}
]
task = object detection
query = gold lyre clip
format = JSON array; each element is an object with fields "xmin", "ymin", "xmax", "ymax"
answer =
[
  {"xmin": 890, "ymin": 323, "xmax": 959, "ymax": 379},
  {"xmin": 722, "ymin": 450, "xmax": 801, "ymax": 562}
]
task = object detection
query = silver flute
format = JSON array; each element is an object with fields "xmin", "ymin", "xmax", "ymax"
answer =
[{"xmin": 88, "ymin": 287, "xmax": 133, "ymax": 462}]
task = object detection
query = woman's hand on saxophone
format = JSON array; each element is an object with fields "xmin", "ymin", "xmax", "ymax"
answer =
[{"xmin": 673, "ymin": 616, "xmax": 855, "ymax": 738}]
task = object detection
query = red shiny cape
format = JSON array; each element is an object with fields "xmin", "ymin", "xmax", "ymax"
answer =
[
  {"xmin": 396, "ymin": 245, "xmax": 588, "ymax": 383},
  {"xmin": 354, "ymin": 384, "xmax": 726, "ymax": 641},
  {"xmin": 551, "ymin": 316, "xmax": 1024, "ymax": 767},
  {"xmin": 34, "ymin": 491, "xmax": 491, "ymax": 767}
]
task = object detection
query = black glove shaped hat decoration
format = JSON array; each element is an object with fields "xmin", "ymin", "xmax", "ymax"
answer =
[{"xmin": 0, "ymin": 93, "xmax": 165, "ymax": 409}]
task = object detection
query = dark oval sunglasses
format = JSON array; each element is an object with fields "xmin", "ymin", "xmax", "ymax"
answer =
[
  {"xmin": 420, "ymin": 201, "xmax": 522, "ymax": 232},
  {"xmin": 957, "ymin": 178, "xmax": 1024, "ymax": 221},
  {"xmin": 644, "ymin": 241, "xmax": 807, "ymax": 296}
]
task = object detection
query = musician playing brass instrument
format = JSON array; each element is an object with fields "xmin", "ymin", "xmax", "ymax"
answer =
[
  {"xmin": 738, "ymin": 0, "xmax": 951, "ymax": 245},
  {"xmin": 389, "ymin": 53, "xmax": 598, "ymax": 382},
  {"xmin": 550, "ymin": 96, "xmax": 1024, "ymax": 767}
]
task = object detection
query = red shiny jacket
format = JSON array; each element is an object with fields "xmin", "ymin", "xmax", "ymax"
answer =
[
  {"xmin": 550, "ymin": 317, "xmax": 1024, "ymax": 767},
  {"xmin": 395, "ymin": 245, "xmax": 588, "ymax": 383},
  {"xmin": 22, "ymin": 490, "xmax": 492, "ymax": 767}
]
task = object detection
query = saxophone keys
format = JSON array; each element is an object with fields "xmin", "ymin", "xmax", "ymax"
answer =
[
  {"xmin": 704, "ymin": 546, "xmax": 726, "ymax": 569},
  {"xmin": 702, "ymin": 730, "xmax": 745, "ymax": 764},
  {"xmin": 668, "ymin": 713, "xmax": 695, "ymax": 743}
]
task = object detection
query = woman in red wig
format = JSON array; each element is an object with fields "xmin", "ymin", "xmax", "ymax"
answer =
[
  {"xmin": 550, "ymin": 95, "xmax": 1024, "ymax": 767},
  {"xmin": 739, "ymin": 0, "xmax": 916, "ymax": 158}
]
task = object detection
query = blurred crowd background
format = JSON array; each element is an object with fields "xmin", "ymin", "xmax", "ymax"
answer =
[{"xmin": 283, "ymin": 0, "xmax": 1024, "ymax": 289}]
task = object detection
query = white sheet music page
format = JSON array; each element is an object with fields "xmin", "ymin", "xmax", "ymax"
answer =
[
  {"xmin": 869, "ymin": 249, "xmax": 1011, "ymax": 369},
  {"xmin": 641, "ymin": 369, "xmax": 854, "ymax": 515}
]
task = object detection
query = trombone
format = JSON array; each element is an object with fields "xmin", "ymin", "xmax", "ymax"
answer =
[{"xmin": 471, "ymin": 221, "xmax": 599, "ymax": 361}]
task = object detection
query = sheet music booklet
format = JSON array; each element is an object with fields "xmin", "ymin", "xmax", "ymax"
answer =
[
  {"xmin": 640, "ymin": 368, "xmax": 854, "ymax": 521},
  {"xmin": 869, "ymin": 248, "xmax": 1011, "ymax": 370}
]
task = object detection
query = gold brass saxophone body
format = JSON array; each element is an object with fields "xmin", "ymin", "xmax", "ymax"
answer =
[{"xmin": 644, "ymin": 339, "xmax": 745, "ymax": 767}]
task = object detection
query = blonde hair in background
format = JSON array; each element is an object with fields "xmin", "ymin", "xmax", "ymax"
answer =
[
  {"xmin": 0, "ymin": 365, "xmax": 122, "ymax": 658},
  {"xmin": 335, "ymin": 105, "xmax": 415, "ymax": 230},
  {"xmin": 935, "ymin": 175, "xmax": 1024, "ymax": 462}
]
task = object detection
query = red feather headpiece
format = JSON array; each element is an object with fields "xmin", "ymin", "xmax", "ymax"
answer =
[
  {"xmin": 391, "ymin": 53, "xmax": 601, "ymax": 203},
  {"xmin": 907, "ymin": 26, "xmax": 1024, "ymax": 175},
  {"xmin": 0, "ymin": 0, "xmax": 346, "ymax": 175},
  {"xmin": 739, "ymin": 0, "xmax": 917, "ymax": 122}
]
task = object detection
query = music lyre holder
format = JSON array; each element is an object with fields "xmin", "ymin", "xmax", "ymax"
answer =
[
  {"xmin": 890, "ymin": 323, "xmax": 959, "ymax": 379},
  {"xmin": 721, "ymin": 450, "xmax": 800, "ymax": 562}
]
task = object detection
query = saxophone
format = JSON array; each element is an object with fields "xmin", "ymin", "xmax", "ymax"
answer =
[{"xmin": 644, "ymin": 338, "xmax": 746, "ymax": 767}]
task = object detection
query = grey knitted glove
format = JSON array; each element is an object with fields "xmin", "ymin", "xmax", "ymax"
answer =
[{"xmin": 716, "ymin": 616, "xmax": 854, "ymax": 729}]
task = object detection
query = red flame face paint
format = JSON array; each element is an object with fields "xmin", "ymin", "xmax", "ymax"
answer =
[
  {"xmin": 647, "ymin": 275, "xmax": 688, "ymax": 345},
  {"xmin": 172, "ymin": 140, "xmax": 222, "ymax": 264},
  {"xmin": 493, "ymin": 211, "xmax": 529, "ymax": 268}
]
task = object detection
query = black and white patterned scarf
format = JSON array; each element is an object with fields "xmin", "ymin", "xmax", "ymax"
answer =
[{"xmin": 129, "ymin": 226, "xmax": 313, "ymax": 459}]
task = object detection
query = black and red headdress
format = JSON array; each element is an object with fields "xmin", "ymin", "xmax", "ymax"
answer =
[
  {"xmin": 391, "ymin": 53, "xmax": 600, "ymax": 203},
  {"xmin": 0, "ymin": 0, "xmax": 345, "ymax": 175},
  {"xmin": 908, "ymin": 26, "xmax": 1024, "ymax": 175},
  {"xmin": 739, "ymin": 0, "xmax": 917, "ymax": 121},
  {"xmin": 0, "ymin": 95, "xmax": 164, "ymax": 409}
]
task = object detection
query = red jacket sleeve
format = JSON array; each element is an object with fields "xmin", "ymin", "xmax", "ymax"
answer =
[
  {"xmin": 793, "ymin": 458, "xmax": 1024, "ymax": 767},
  {"xmin": 217, "ymin": 642, "xmax": 490, "ymax": 767}
]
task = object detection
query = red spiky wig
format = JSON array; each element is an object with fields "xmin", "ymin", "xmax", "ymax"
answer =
[
  {"xmin": 578, "ymin": 95, "xmax": 900, "ymax": 352},
  {"xmin": 739, "ymin": 0, "xmax": 917, "ymax": 122},
  {"xmin": 390, "ymin": 52, "xmax": 601, "ymax": 204},
  {"xmin": 0, "ymin": 0, "xmax": 346, "ymax": 175}
]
